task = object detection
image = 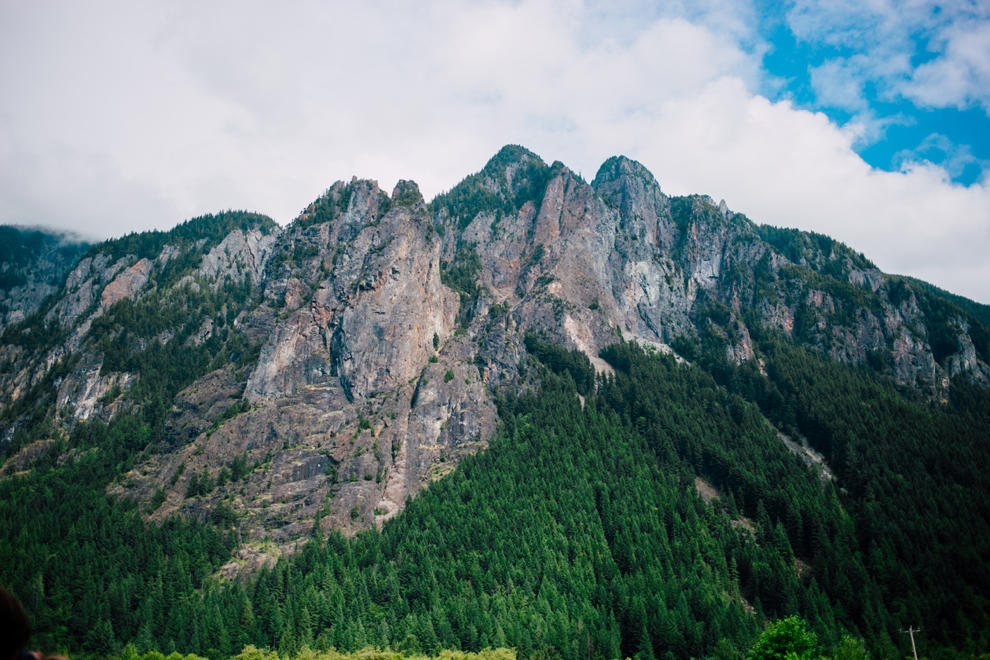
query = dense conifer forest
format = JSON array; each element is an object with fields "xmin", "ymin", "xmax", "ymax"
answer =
[{"xmin": 2, "ymin": 325, "xmax": 988, "ymax": 660}]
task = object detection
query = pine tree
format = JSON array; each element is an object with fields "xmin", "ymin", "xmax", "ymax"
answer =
[
  {"xmin": 239, "ymin": 600, "xmax": 257, "ymax": 649},
  {"xmin": 136, "ymin": 621, "xmax": 156, "ymax": 654}
]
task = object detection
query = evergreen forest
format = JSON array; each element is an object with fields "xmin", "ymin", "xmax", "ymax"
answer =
[{"xmin": 2, "ymin": 325, "xmax": 989, "ymax": 660}]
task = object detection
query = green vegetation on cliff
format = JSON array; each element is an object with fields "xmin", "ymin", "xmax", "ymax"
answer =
[
  {"xmin": 92, "ymin": 211, "xmax": 277, "ymax": 264},
  {"xmin": 430, "ymin": 145, "xmax": 551, "ymax": 231},
  {"xmin": 0, "ymin": 225, "xmax": 90, "ymax": 290}
]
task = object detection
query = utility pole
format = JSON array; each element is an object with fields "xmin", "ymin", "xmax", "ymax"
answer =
[{"xmin": 901, "ymin": 626, "xmax": 921, "ymax": 660}]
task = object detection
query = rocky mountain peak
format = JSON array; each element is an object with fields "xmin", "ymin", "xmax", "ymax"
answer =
[
  {"xmin": 592, "ymin": 154, "xmax": 673, "ymax": 252},
  {"xmin": 592, "ymin": 154, "xmax": 661, "ymax": 191},
  {"xmin": 390, "ymin": 179, "xmax": 425, "ymax": 210}
]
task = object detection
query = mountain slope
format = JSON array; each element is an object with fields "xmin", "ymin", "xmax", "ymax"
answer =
[
  {"xmin": 0, "ymin": 225, "xmax": 90, "ymax": 336},
  {"xmin": 1, "ymin": 145, "xmax": 989, "ymax": 659}
]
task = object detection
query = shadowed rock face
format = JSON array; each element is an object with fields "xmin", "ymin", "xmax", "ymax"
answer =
[
  {"xmin": 3, "ymin": 146, "xmax": 989, "ymax": 576},
  {"xmin": 0, "ymin": 226, "xmax": 90, "ymax": 336}
]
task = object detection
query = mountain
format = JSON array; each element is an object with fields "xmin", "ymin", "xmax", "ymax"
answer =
[
  {"xmin": 0, "ymin": 225, "xmax": 91, "ymax": 336},
  {"xmin": 1, "ymin": 146, "xmax": 988, "ymax": 660}
]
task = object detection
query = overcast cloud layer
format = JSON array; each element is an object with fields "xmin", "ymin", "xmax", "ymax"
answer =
[{"xmin": 1, "ymin": 0, "xmax": 988, "ymax": 302}]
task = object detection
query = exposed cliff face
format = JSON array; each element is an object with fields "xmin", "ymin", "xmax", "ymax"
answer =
[
  {"xmin": 0, "ymin": 212, "xmax": 280, "ymax": 455},
  {"xmin": 200, "ymin": 228, "xmax": 278, "ymax": 288},
  {"xmin": 95, "ymin": 180, "xmax": 493, "ymax": 569},
  {"xmin": 100, "ymin": 258, "xmax": 154, "ymax": 310},
  {"xmin": 246, "ymin": 180, "xmax": 458, "ymax": 403},
  {"xmin": 430, "ymin": 148, "xmax": 990, "ymax": 399},
  {"xmin": 3, "ymin": 146, "xmax": 989, "ymax": 575}
]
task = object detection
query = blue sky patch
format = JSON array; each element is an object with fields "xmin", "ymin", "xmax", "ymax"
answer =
[{"xmin": 758, "ymin": 0, "xmax": 990, "ymax": 186}]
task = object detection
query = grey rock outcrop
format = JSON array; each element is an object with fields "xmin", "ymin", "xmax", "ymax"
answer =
[
  {"xmin": 200, "ymin": 228, "xmax": 279, "ymax": 288},
  {"xmin": 246, "ymin": 181, "xmax": 458, "ymax": 403}
]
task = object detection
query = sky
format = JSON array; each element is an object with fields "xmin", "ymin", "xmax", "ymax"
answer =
[{"xmin": 1, "ymin": 0, "xmax": 989, "ymax": 303}]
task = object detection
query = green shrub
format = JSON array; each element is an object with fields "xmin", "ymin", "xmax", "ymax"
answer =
[{"xmin": 747, "ymin": 616, "xmax": 818, "ymax": 660}]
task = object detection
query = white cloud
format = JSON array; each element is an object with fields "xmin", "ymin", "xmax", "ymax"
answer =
[
  {"xmin": 0, "ymin": 0, "xmax": 760, "ymax": 225},
  {"xmin": 840, "ymin": 111, "xmax": 916, "ymax": 150},
  {"xmin": 0, "ymin": 0, "xmax": 988, "ymax": 302},
  {"xmin": 788, "ymin": 0, "xmax": 990, "ymax": 113},
  {"xmin": 907, "ymin": 17, "xmax": 990, "ymax": 111},
  {"xmin": 808, "ymin": 58, "xmax": 871, "ymax": 112},
  {"xmin": 893, "ymin": 133, "xmax": 988, "ymax": 179}
]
